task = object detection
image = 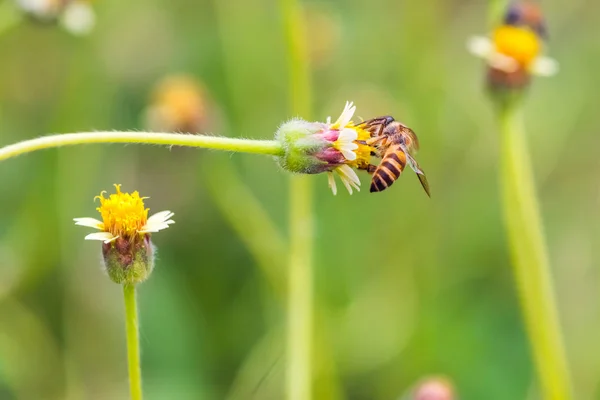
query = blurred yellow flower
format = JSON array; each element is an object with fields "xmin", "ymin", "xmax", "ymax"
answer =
[
  {"xmin": 74, "ymin": 184, "xmax": 174, "ymax": 243},
  {"xmin": 144, "ymin": 75, "xmax": 210, "ymax": 133},
  {"xmin": 467, "ymin": 2, "xmax": 557, "ymax": 87}
]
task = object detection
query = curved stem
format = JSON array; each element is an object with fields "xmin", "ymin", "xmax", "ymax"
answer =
[
  {"xmin": 123, "ymin": 284, "xmax": 142, "ymax": 400},
  {"xmin": 0, "ymin": 131, "xmax": 283, "ymax": 162},
  {"xmin": 499, "ymin": 105, "xmax": 572, "ymax": 400}
]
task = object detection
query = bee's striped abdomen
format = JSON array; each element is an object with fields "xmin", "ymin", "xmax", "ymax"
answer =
[{"xmin": 370, "ymin": 146, "xmax": 406, "ymax": 193}]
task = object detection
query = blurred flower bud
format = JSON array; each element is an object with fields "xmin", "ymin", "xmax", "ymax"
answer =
[
  {"xmin": 74, "ymin": 184, "xmax": 175, "ymax": 285},
  {"xmin": 275, "ymin": 101, "xmax": 373, "ymax": 195},
  {"xmin": 16, "ymin": 0, "xmax": 62, "ymax": 20},
  {"xmin": 412, "ymin": 377, "xmax": 455, "ymax": 400},
  {"xmin": 16, "ymin": 0, "xmax": 95, "ymax": 35},
  {"xmin": 144, "ymin": 74, "xmax": 212, "ymax": 133}
]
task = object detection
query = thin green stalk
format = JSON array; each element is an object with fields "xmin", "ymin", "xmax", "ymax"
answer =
[
  {"xmin": 498, "ymin": 104, "xmax": 572, "ymax": 400},
  {"xmin": 279, "ymin": 0, "xmax": 311, "ymax": 117},
  {"xmin": 279, "ymin": 0, "xmax": 313, "ymax": 398},
  {"xmin": 286, "ymin": 175, "xmax": 313, "ymax": 400},
  {"xmin": 123, "ymin": 284, "xmax": 142, "ymax": 400},
  {"xmin": 0, "ymin": 131, "xmax": 283, "ymax": 162}
]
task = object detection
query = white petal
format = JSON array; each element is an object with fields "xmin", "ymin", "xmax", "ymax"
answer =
[
  {"xmin": 531, "ymin": 56, "xmax": 559, "ymax": 76},
  {"xmin": 339, "ymin": 142, "xmax": 359, "ymax": 152},
  {"xmin": 333, "ymin": 101, "xmax": 356, "ymax": 128},
  {"xmin": 84, "ymin": 232, "xmax": 118, "ymax": 243},
  {"xmin": 340, "ymin": 148, "xmax": 357, "ymax": 161},
  {"xmin": 336, "ymin": 165, "xmax": 361, "ymax": 195},
  {"xmin": 467, "ymin": 36, "xmax": 493, "ymax": 59},
  {"xmin": 73, "ymin": 217, "xmax": 104, "ymax": 230},
  {"xmin": 139, "ymin": 223, "xmax": 171, "ymax": 233},
  {"xmin": 337, "ymin": 128, "xmax": 358, "ymax": 143},
  {"xmin": 140, "ymin": 211, "xmax": 175, "ymax": 233},
  {"xmin": 488, "ymin": 52, "xmax": 519, "ymax": 73},
  {"xmin": 337, "ymin": 164, "xmax": 360, "ymax": 185},
  {"xmin": 147, "ymin": 210, "xmax": 175, "ymax": 225},
  {"xmin": 327, "ymin": 172, "xmax": 338, "ymax": 196}
]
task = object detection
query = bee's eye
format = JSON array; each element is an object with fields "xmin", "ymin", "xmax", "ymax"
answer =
[{"xmin": 504, "ymin": 6, "xmax": 521, "ymax": 25}]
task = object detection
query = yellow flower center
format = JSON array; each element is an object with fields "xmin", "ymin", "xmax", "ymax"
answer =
[
  {"xmin": 493, "ymin": 25, "xmax": 540, "ymax": 67},
  {"xmin": 348, "ymin": 126, "xmax": 373, "ymax": 170},
  {"xmin": 95, "ymin": 184, "xmax": 148, "ymax": 238}
]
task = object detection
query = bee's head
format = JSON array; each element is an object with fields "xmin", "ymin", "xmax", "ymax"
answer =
[{"xmin": 504, "ymin": 2, "xmax": 548, "ymax": 39}]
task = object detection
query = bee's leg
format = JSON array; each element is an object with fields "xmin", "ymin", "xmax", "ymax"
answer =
[
  {"xmin": 366, "ymin": 164, "xmax": 378, "ymax": 174},
  {"xmin": 356, "ymin": 136, "xmax": 385, "ymax": 146}
]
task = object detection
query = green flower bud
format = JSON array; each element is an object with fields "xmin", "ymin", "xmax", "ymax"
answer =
[
  {"xmin": 275, "ymin": 118, "xmax": 332, "ymax": 174},
  {"xmin": 102, "ymin": 236, "xmax": 155, "ymax": 285}
]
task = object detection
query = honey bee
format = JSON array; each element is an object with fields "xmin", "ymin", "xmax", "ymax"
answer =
[{"xmin": 356, "ymin": 116, "xmax": 430, "ymax": 196}]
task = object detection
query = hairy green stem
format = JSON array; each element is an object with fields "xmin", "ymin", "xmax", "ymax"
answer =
[
  {"xmin": 498, "ymin": 104, "xmax": 572, "ymax": 400},
  {"xmin": 0, "ymin": 131, "xmax": 283, "ymax": 162},
  {"xmin": 123, "ymin": 284, "xmax": 142, "ymax": 400},
  {"xmin": 280, "ymin": 0, "xmax": 313, "ymax": 398}
]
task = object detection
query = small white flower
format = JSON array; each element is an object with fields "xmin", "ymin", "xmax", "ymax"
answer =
[
  {"xmin": 74, "ymin": 184, "xmax": 174, "ymax": 243},
  {"xmin": 74, "ymin": 210, "xmax": 175, "ymax": 243}
]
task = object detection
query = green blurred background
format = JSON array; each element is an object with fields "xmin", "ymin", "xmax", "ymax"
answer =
[{"xmin": 0, "ymin": 0, "xmax": 598, "ymax": 398}]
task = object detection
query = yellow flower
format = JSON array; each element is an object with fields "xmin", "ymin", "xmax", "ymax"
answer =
[
  {"xmin": 74, "ymin": 184, "xmax": 174, "ymax": 243},
  {"xmin": 468, "ymin": 26, "xmax": 557, "ymax": 77},
  {"xmin": 324, "ymin": 102, "xmax": 373, "ymax": 195},
  {"xmin": 493, "ymin": 25, "xmax": 540, "ymax": 67},
  {"xmin": 145, "ymin": 75, "xmax": 209, "ymax": 133}
]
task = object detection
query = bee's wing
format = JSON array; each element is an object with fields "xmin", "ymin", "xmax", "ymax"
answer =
[
  {"xmin": 355, "ymin": 116, "xmax": 393, "ymax": 130},
  {"xmin": 403, "ymin": 128, "xmax": 420, "ymax": 152},
  {"xmin": 405, "ymin": 152, "xmax": 431, "ymax": 197}
]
